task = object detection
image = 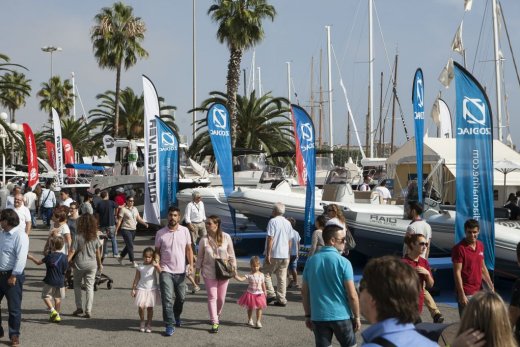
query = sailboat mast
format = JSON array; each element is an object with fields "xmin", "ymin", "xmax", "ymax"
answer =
[
  {"xmin": 492, "ymin": 0, "xmax": 503, "ymax": 142},
  {"xmin": 368, "ymin": 0, "xmax": 374, "ymax": 157},
  {"xmin": 391, "ymin": 54, "xmax": 398, "ymax": 154},
  {"xmin": 192, "ymin": 0, "xmax": 197, "ymax": 141},
  {"xmin": 326, "ymin": 25, "xmax": 334, "ymax": 159},
  {"xmin": 319, "ymin": 49, "xmax": 324, "ymax": 147},
  {"xmin": 310, "ymin": 56, "xmax": 315, "ymax": 124}
]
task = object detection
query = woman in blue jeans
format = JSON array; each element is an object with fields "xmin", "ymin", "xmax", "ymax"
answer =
[{"xmin": 115, "ymin": 197, "xmax": 148, "ymax": 267}]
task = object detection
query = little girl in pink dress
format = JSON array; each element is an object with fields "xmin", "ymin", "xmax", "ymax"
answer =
[{"xmin": 235, "ymin": 256, "xmax": 267, "ymax": 329}]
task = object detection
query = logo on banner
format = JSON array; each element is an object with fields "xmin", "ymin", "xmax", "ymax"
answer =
[
  {"xmin": 29, "ymin": 168, "xmax": 37, "ymax": 181},
  {"xmin": 209, "ymin": 107, "xmax": 230, "ymax": 136},
  {"xmin": 300, "ymin": 123, "xmax": 314, "ymax": 152},
  {"xmin": 457, "ymin": 97, "xmax": 491, "ymax": 135},
  {"xmin": 414, "ymin": 78, "xmax": 425, "ymax": 120},
  {"xmin": 64, "ymin": 143, "xmax": 72, "ymax": 152},
  {"xmin": 159, "ymin": 132, "xmax": 177, "ymax": 151}
]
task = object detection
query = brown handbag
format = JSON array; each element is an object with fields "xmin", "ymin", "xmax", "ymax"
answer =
[{"xmin": 208, "ymin": 237, "xmax": 234, "ymax": 280}]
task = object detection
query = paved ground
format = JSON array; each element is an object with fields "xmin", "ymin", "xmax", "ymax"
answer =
[{"xmin": 1, "ymin": 225, "xmax": 467, "ymax": 346}]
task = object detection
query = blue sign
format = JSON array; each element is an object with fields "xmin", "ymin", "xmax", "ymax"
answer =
[
  {"xmin": 291, "ymin": 104, "xmax": 316, "ymax": 245},
  {"xmin": 412, "ymin": 68, "xmax": 425, "ymax": 204},
  {"xmin": 156, "ymin": 117, "xmax": 179, "ymax": 219},
  {"xmin": 454, "ymin": 62, "xmax": 495, "ymax": 270},
  {"xmin": 207, "ymin": 103, "xmax": 236, "ymax": 232}
]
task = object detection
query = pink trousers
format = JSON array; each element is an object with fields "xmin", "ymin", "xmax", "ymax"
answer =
[{"xmin": 204, "ymin": 277, "xmax": 229, "ymax": 324}]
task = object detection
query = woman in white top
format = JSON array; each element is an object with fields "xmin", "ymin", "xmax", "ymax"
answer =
[
  {"xmin": 116, "ymin": 197, "xmax": 148, "ymax": 267},
  {"xmin": 45, "ymin": 205, "xmax": 72, "ymax": 256}
]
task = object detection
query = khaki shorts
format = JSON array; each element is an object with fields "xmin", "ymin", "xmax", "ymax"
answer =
[{"xmin": 41, "ymin": 284, "xmax": 66, "ymax": 300}]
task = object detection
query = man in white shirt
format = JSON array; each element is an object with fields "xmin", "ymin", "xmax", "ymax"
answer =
[
  {"xmin": 40, "ymin": 181, "xmax": 56, "ymax": 227},
  {"xmin": 358, "ymin": 176, "xmax": 371, "ymax": 191},
  {"xmin": 11, "ymin": 194, "xmax": 31, "ymax": 235},
  {"xmin": 374, "ymin": 179, "xmax": 392, "ymax": 204},
  {"xmin": 264, "ymin": 202, "xmax": 292, "ymax": 307},
  {"xmin": 184, "ymin": 191, "xmax": 206, "ymax": 252},
  {"xmin": 23, "ymin": 187, "xmax": 37, "ymax": 228}
]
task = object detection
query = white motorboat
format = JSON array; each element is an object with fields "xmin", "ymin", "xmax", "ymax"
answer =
[{"xmin": 227, "ymin": 167, "xmax": 520, "ymax": 278}]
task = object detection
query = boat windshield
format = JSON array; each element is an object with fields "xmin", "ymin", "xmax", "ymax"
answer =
[
  {"xmin": 234, "ymin": 154, "xmax": 266, "ymax": 172},
  {"xmin": 325, "ymin": 168, "xmax": 354, "ymax": 185},
  {"xmin": 259, "ymin": 165, "xmax": 285, "ymax": 183},
  {"xmin": 316, "ymin": 157, "xmax": 334, "ymax": 171}
]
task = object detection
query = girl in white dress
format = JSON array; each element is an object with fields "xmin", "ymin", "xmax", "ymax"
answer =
[{"xmin": 131, "ymin": 247, "xmax": 161, "ymax": 333}]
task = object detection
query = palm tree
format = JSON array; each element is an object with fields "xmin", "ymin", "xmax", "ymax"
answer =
[
  {"xmin": 0, "ymin": 71, "xmax": 32, "ymax": 123},
  {"xmin": 91, "ymin": 2, "xmax": 149, "ymax": 137},
  {"xmin": 189, "ymin": 90, "xmax": 293, "ymax": 157},
  {"xmin": 37, "ymin": 76, "xmax": 74, "ymax": 120},
  {"xmin": 208, "ymin": 0, "xmax": 276, "ymax": 145},
  {"xmin": 89, "ymin": 87, "xmax": 178, "ymax": 139}
]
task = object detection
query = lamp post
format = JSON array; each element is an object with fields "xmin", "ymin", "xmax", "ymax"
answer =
[
  {"xmin": 0, "ymin": 112, "xmax": 7, "ymax": 187},
  {"xmin": 41, "ymin": 45, "xmax": 62, "ymax": 80}
]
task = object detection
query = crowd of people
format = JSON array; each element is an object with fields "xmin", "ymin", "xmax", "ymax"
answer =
[{"xmin": 1, "ymin": 178, "xmax": 520, "ymax": 346}]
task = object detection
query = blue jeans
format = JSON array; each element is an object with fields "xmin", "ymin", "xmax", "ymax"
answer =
[
  {"xmin": 29, "ymin": 209, "xmax": 37, "ymax": 228},
  {"xmin": 41, "ymin": 207, "xmax": 53, "ymax": 227},
  {"xmin": 100, "ymin": 226, "xmax": 118, "ymax": 257},
  {"xmin": 0, "ymin": 273, "xmax": 25, "ymax": 339},
  {"xmin": 159, "ymin": 272, "xmax": 186, "ymax": 327},
  {"xmin": 120, "ymin": 229, "xmax": 136, "ymax": 262},
  {"xmin": 313, "ymin": 319, "xmax": 356, "ymax": 347}
]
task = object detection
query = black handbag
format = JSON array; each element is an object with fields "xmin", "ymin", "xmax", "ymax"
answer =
[{"xmin": 215, "ymin": 258, "xmax": 233, "ymax": 280}]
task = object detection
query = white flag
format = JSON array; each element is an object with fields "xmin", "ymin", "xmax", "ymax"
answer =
[
  {"xmin": 438, "ymin": 59, "xmax": 454, "ymax": 88},
  {"xmin": 464, "ymin": 0, "xmax": 473, "ymax": 11},
  {"xmin": 451, "ymin": 22, "xmax": 464, "ymax": 55},
  {"xmin": 52, "ymin": 108, "xmax": 64, "ymax": 187}
]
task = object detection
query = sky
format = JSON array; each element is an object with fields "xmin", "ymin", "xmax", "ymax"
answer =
[{"xmin": 2, "ymin": 0, "xmax": 520, "ymax": 156}]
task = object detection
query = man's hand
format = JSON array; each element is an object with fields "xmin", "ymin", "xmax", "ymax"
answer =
[
  {"xmin": 304, "ymin": 318, "xmax": 313, "ymax": 331},
  {"xmin": 265, "ymin": 255, "xmax": 271, "ymax": 264},
  {"xmin": 352, "ymin": 317, "xmax": 361, "ymax": 332},
  {"xmin": 7, "ymin": 275, "xmax": 16, "ymax": 287},
  {"xmin": 458, "ymin": 293, "xmax": 468, "ymax": 306}
]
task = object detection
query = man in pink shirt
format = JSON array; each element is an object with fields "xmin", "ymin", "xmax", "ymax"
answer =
[
  {"xmin": 452, "ymin": 218, "xmax": 494, "ymax": 316},
  {"xmin": 155, "ymin": 206, "xmax": 193, "ymax": 336}
]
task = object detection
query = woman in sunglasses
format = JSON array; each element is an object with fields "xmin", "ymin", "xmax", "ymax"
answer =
[
  {"xmin": 116, "ymin": 197, "xmax": 149, "ymax": 268},
  {"xmin": 402, "ymin": 233, "xmax": 434, "ymax": 316}
]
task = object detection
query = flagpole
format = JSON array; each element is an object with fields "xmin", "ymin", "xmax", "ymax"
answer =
[{"xmin": 492, "ymin": 0, "xmax": 503, "ymax": 142}]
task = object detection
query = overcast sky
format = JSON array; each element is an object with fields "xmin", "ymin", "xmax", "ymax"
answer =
[{"xmin": 2, "ymin": 0, "xmax": 520, "ymax": 154}]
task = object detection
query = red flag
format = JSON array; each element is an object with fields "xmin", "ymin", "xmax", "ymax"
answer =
[
  {"xmin": 62, "ymin": 138, "xmax": 75, "ymax": 180},
  {"xmin": 22, "ymin": 123, "xmax": 39, "ymax": 187},
  {"xmin": 44, "ymin": 140, "xmax": 56, "ymax": 170}
]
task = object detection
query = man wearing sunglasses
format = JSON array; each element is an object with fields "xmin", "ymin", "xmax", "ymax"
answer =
[{"xmin": 302, "ymin": 224, "xmax": 360, "ymax": 347}]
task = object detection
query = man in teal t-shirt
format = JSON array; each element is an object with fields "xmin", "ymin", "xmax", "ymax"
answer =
[{"xmin": 302, "ymin": 224, "xmax": 361, "ymax": 347}]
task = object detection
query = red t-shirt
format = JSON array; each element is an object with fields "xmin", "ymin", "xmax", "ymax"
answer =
[
  {"xmin": 114, "ymin": 194, "xmax": 126, "ymax": 206},
  {"xmin": 401, "ymin": 255, "xmax": 431, "ymax": 313},
  {"xmin": 451, "ymin": 240, "xmax": 484, "ymax": 295}
]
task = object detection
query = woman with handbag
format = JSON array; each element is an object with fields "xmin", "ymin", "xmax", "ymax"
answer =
[{"xmin": 194, "ymin": 215, "xmax": 236, "ymax": 334}]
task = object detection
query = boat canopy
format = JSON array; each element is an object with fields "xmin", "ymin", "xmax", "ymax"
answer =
[{"xmin": 64, "ymin": 163, "xmax": 105, "ymax": 171}]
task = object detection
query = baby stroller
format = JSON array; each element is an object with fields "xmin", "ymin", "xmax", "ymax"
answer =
[{"xmin": 95, "ymin": 233, "xmax": 114, "ymax": 291}]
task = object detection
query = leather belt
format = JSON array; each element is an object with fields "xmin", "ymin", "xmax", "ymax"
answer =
[{"xmin": 0, "ymin": 270, "xmax": 12, "ymax": 276}]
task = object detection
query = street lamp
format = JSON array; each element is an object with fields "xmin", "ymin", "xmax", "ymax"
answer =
[
  {"xmin": 41, "ymin": 45, "xmax": 62, "ymax": 80},
  {"xmin": 0, "ymin": 112, "xmax": 8, "ymax": 187}
]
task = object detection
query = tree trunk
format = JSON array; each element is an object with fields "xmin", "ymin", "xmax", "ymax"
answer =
[
  {"xmin": 226, "ymin": 47, "xmax": 243, "ymax": 147},
  {"xmin": 114, "ymin": 64, "xmax": 122, "ymax": 137}
]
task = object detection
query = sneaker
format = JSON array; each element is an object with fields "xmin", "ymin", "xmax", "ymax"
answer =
[
  {"xmin": 247, "ymin": 319, "xmax": 254, "ymax": 327},
  {"xmin": 49, "ymin": 309, "xmax": 59, "ymax": 321},
  {"xmin": 84, "ymin": 312, "xmax": 91, "ymax": 319},
  {"xmin": 433, "ymin": 313, "xmax": 444, "ymax": 323},
  {"xmin": 116, "ymin": 256, "xmax": 123, "ymax": 265},
  {"xmin": 175, "ymin": 319, "xmax": 182, "ymax": 327},
  {"xmin": 53, "ymin": 313, "xmax": 62, "ymax": 323},
  {"xmin": 164, "ymin": 325, "xmax": 175, "ymax": 336},
  {"xmin": 266, "ymin": 296, "xmax": 276, "ymax": 304},
  {"xmin": 145, "ymin": 323, "xmax": 152, "ymax": 333},
  {"xmin": 255, "ymin": 321, "xmax": 262, "ymax": 329},
  {"xmin": 132, "ymin": 261, "xmax": 138, "ymax": 268},
  {"xmin": 210, "ymin": 323, "xmax": 219, "ymax": 333},
  {"xmin": 191, "ymin": 285, "xmax": 201, "ymax": 294},
  {"xmin": 139, "ymin": 321, "xmax": 146, "ymax": 333},
  {"xmin": 72, "ymin": 308, "xmax": 84, "ymax": 316},
  {"xmin": 10, "ymin": 335, "xmax": 20, "ymax": 347},
  {"xmin": 273, "ymin": 301, "xmax": 287, "ymax": 307}
]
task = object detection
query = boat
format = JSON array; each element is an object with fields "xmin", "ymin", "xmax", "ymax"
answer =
[{"xmin": 227, "ymin": 165, "xmax": 520, "ymax": 278}]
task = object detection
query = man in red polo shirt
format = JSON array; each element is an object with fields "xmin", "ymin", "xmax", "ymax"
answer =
[{"xmin": 452, "ymin": 218, "xmax": 494, "ymax": 316}]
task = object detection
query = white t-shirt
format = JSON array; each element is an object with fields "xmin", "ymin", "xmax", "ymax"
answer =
[
  {"xmin": 374, "ymin": 186, "xmax": 392, "ymax": 201},
  {"xmin": 404, "ymin": 219, "xmax": 432, "ymax": 258},
  {"xmin": 359, "ymin": 183, "xmax": 370, "ymax": 191},
  {"xmin": 137, "ymin": 264, "xmax": 159, "ymax": 290},
  {"xmin": 52, "ymin": 223, "xmax": 71, "ymax": 255},
  {"xmin": 24, "ymin": 191, "xmax": 37, "ymax": 210},
  {"xmin": 290, "ymin": 229, "xmax": 301, "ymax": 256},
  {"xmin": 265, "ymin": 215, "xmax": 292, "ymax": 259},
  {"xmin": 13, "ymin": 205, "xmax": 31, "ymax": 232},
  {"xmin": 61, "ymin": 198, "xmax": 74, "ymax": 207}
]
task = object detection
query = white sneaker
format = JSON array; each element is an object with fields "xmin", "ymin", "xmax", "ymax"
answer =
[
  {"xmin": 116, "ymin": 256, "xmax": 123, "ymax": 265},
  {"xmin": 132, "ymin": 261, "xmax": 138, "ymax": 268},
  {"xmin": 247, "ymin": 319, "xmax": 254, "ymax": 327},
  {"xmin": 255, "ymin": 321, "xmax": 262, "ymax": 329}
]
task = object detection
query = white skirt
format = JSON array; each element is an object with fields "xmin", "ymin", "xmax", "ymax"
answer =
[{"xmin": 134, "ymin": 288, "xmax": 161, "ymax": 308}]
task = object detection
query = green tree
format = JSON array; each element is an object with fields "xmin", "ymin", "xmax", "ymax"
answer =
[
  {"xmin": 0, "ymin": 72, "xmax": 31, "ymax": 124},
  {"xmin": 37, "ymin": 76, "xmax": 74, "ymax": 120},
  {"xmin": 208, "ymin": 0, "xmax": 276, "ymax": 145},
  {"xmin": 89, "ymin": 87, "xmax": 177, "ymax": 139},
  {"xmin": 91, "ymin": 1, "xmax": 149, "ymax": 137},
  {"xmin": 189, "ymin": 91, "xmax": 293, "ymax": 157}
]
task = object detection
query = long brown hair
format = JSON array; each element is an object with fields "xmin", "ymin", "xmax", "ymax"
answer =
[
  {"xmin": 457, "ymin": 291, "xmax": 517, "ymax": 347},
  {"xmin": 76, "ymin": 214, "xmax": 98, "ymax": 242},
  {"xmin": 206, "ymin": 215, "xmax": 223, "ymax": 246},
  {"xmin": 326, "ymin": 203, "xmax": 346, "ymax": 225}
]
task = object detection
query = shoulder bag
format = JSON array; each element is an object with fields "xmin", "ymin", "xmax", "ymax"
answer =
[{"xmin": 209, "ymin": 237, "xmax": 234, "ymax": 280}]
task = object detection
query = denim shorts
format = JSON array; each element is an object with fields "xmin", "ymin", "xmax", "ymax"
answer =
[{"xmin": 289, "ymin": 256, "xmax": 298, "ymax": 270}]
